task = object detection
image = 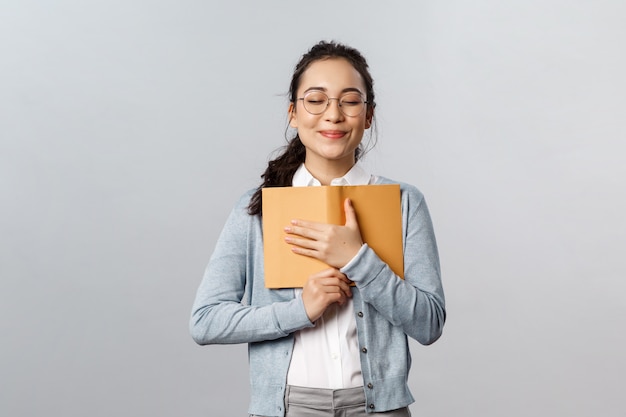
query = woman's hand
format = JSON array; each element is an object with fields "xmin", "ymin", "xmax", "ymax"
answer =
[
  {"xmin": 301, "ymin": 268, "xmax": 352, "ymax": 322},
  {"xmin": 284, "ymin": 198, "xmax": 364, "ymax": 269}
]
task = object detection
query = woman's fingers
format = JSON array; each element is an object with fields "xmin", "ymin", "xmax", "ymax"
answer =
[
  {"xmin": 310, "ymin": 267, "xmax": 352, "ymax": 284},
  {"xmin": 301, "ymin": 269, "xmax": 353, "ymax": 322},
  {"xmin": 284, "ymin": 235, "xmax": 318, "ymax": 250},
  {"xmin": 290, "ymin": 219, "xmax": 325, "ymax": 231},
  {"xmin": 285, "ymin": 220, "xmax": 326, "ymax": 239},
  {"xmin": 343, "ymin": 198, "xmax": 359, "ymax": 229},
  {"xmin": 317, "ymin": 277, "xmax": 352, "ymax": 298},
  {"xmin": 308, "ymin": 274, "xmax": 352, "ymax": 299}
]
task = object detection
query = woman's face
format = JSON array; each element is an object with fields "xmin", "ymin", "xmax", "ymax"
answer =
[{"xmin": 289, "ymin": 58, "xmax": 372, "ymax": 173}]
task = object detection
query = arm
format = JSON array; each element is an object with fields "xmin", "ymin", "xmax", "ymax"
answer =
[
  {"xmin": 343, "ymin": 187, "xmax": 445, "ymax": 344},
  {"xmin": 190, "ymin": 194, "xmax": 313, "ymax": 346},
  {"xmin": 285, "ymin": 187, "xmax": 446, "ymax": 345}
]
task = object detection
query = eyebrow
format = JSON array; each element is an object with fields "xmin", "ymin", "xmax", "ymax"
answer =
[{"xmin": 303, "ymin": 86, "xmax": 364, "ymax": 95}]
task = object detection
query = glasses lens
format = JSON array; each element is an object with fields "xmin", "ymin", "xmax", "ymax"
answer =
[
  {"xmin": 303, "ymin": 92, "xmax": 328, "ymax": 115},
  {"xmin": 339, "ymin": 94, "xmax": 366, "ymax": 117}
]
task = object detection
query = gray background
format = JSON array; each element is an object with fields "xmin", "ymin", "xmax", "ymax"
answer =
[{"xmin": 2, "ymin": 1, "xmax": 625, "ymax": 416}]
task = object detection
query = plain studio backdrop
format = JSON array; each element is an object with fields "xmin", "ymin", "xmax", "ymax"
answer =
[{"xmin": 1, "ymin": 1, "xmax": 625, "ymax": 416}]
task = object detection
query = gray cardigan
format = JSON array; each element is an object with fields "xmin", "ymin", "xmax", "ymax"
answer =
[{"xmin": 190, "ymin": 177, "xmax": 446, "ymax": 416}]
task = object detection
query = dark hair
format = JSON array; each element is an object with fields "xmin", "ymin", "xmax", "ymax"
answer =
[{"xmin": 247, "ymin": 40, "xmax": 377, "ymax": 215}]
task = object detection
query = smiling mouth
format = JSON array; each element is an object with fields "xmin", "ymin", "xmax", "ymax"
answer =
[{"xmin": 320, "ymin": 130, "xmax": 347, "ymax": 139}]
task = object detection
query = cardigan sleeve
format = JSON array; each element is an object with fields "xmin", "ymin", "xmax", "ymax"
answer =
[
  {"xmin": 190, "ymin": 193, "xmax": 313, "ymax": 345},
  {"xmin": 341, "ymin": 183, "xmax": 446, "ymax": 345}
]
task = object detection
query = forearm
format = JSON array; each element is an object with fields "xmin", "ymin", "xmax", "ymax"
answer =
[
  {"xmin": 190, "ymin": 194, "xmax": 314, "ymax": 345},
  {"xmin": 342, "ymin": 245, "xmax": 445, "ymax": 345},
  {"xmin": 190, "ymin": 292, "xmax": 312, "ymax": 345},
  {"xmin": 341, "ymin": 193, "xmax": 446, "ymax": 345}
]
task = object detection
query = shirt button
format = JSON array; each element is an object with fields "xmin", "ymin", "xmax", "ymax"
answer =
[
  {"xmin": 361, "ymin": 347, "xmax": 367, "ymax": 353},
  {"xmin": 367, "ymin": 383, "xmax": 373, "ymax": 389},
  {"xmin": 357, "ymin": 311, "xmax": 363, "ymax": 317},
  {"xmin": 369, "ymin": 404, "xmax": 375, "ymax": 409}
]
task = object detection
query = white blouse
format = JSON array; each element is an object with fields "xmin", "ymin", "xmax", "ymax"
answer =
[{"xmin": 286, "ymin": 163, "xmax": 373, "ymax": 389}]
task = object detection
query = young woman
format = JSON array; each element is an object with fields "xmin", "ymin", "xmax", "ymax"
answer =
[{"xmin": 190, "ymin": 41, "xmax": 446, "ymax": 417}]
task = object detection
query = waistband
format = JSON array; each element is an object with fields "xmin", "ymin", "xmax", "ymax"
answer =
[{"xmin": 285, "ymin": 385, "xmax": 365, "ymax": 410}]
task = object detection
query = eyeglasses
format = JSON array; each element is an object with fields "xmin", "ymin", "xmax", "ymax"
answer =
[{"xmin": 297, "ymin": 91, "xmax": 368, "ymax": 117}]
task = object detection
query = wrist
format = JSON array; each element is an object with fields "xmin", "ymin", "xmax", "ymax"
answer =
[{"xmin": 341, "ymin": 243, "xmax": 365, "ymax": 270}]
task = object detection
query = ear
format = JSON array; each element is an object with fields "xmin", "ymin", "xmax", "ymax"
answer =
[
  {"xmin": 288, "ymin": 102, "xmax": 298, "ymax": 128},
  {"xmin": 364, "ymin": 107, "xmax": 374, "ymax": 129}
]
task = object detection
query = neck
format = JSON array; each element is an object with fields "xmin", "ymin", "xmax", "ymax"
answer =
[{"xmin": 304, "ymin": 157, "xmax": 356, "ymax": 185}]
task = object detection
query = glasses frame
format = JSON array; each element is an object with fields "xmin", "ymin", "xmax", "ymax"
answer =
[{"xmin": 296, "ymin": 91, "xmax": 370, "ymax": 117}]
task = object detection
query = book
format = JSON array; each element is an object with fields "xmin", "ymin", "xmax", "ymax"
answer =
[{"xmin": 262, "ymin": 184, "xmax": 403, "ymax": 288}]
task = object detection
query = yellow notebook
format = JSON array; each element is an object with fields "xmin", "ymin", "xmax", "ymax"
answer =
[{"xmin": 262, "ymin": 184, "xmax": 403, "ymax": 288}]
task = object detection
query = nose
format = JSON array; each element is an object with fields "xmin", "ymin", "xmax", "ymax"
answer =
[{"xmin": 324, "ymin": 98, "xmax": 344, "ymax": 121}]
